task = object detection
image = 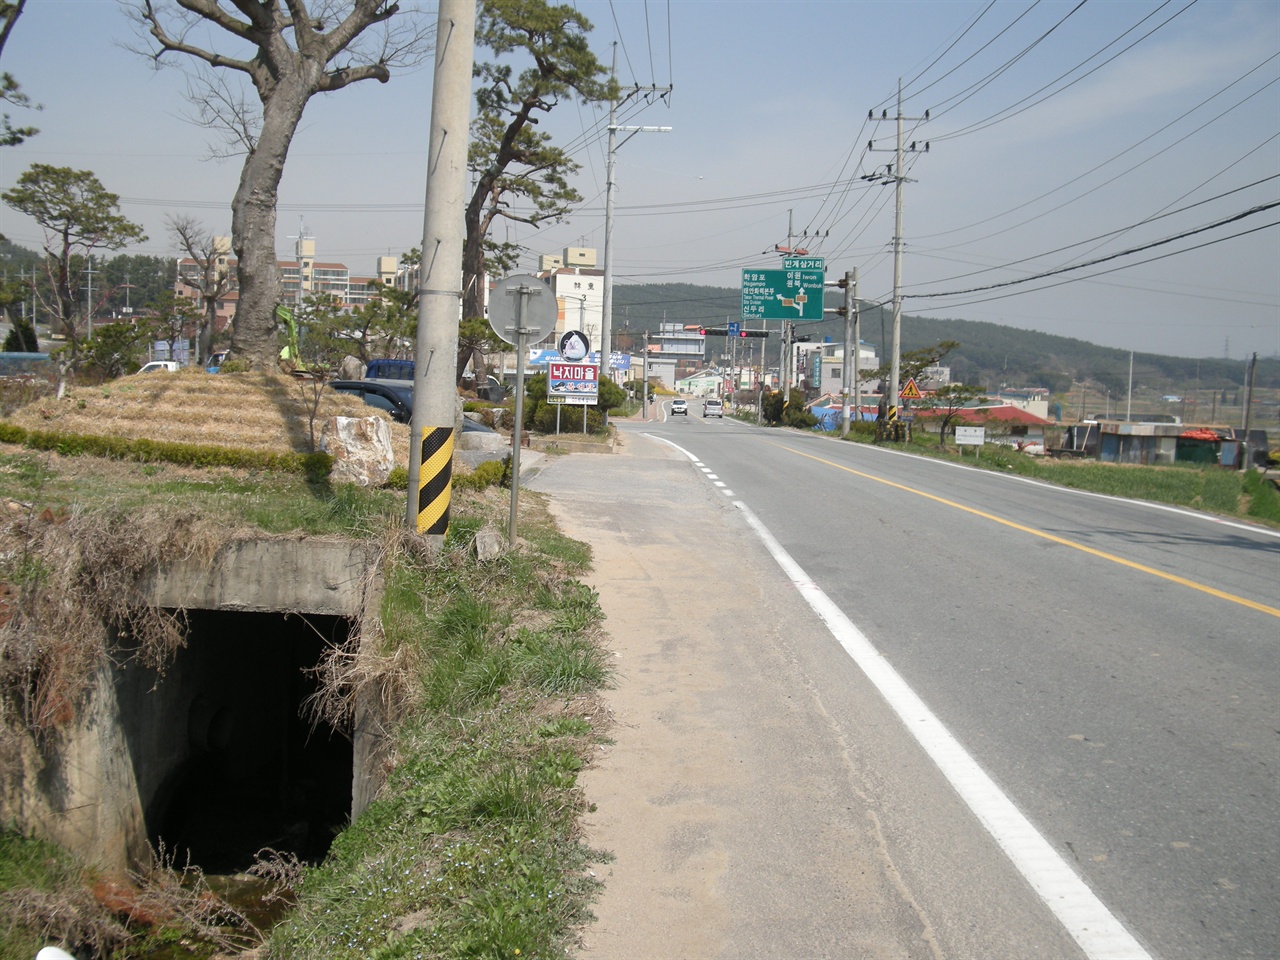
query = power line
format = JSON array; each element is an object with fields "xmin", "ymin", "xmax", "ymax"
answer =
[{"xmin": 906, "ymin": 201, "xmax": 1279, "ymax": 301}]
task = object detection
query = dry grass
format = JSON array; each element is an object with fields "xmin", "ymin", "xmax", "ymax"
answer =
[
  {"xmin": 0, "ymin": 370, "xmax": 423, "ymax": 739},
  {"xmin": 3, "ymin": 369, "xmax": 413, "ymax": 463}
]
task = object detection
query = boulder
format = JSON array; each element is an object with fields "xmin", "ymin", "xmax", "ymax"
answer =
[
  {"xmin": 320, "ymin": 416, "xmax": 395, "ymax": 486},
  {"xmin": 337, "ymin": 355, "xmax": 366, "ymax": 380}
]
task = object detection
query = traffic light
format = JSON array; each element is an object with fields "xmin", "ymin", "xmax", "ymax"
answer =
[{"xmin": 698, "ymin": 328, "xmax": 770, "ymax": 337}]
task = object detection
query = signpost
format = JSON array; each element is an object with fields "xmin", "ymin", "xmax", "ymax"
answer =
[
  {"xmin": 741, "ymin": 257, "xmax": 826, "ymax": 322},
  {"xmin": 548, "ymin": 360, "xmax": 599, "ymax": 405},
  {"xmin": 488, "ymin": 274, "xmax": 557, "ymax": 544},
  {"xmin": 956, "ymin": 425, "xmax": 985, "ymax": 457}
]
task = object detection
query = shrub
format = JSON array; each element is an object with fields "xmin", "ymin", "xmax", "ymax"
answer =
[{"xmin": 455, "ymin": 457, "xmax": 508, "ymax": 490}]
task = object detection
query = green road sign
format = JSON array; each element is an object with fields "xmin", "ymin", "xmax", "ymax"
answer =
[{"xmin": 741, "ymin": 267, "xmax": 826, "ymax": 322}]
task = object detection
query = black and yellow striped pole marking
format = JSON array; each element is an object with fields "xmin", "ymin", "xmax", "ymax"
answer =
[{"xmin": 416, "ymin": 425, "xmax": 454, "ymax": 535}]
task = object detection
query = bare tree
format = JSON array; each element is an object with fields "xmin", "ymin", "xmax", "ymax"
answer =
[
  {"xmin": 128, "ymin": 0, "xmax": 433, "ymax": 371},
  {"xmin": 169, "ymin": 214, "xmax": 232, "ymax": 364}
]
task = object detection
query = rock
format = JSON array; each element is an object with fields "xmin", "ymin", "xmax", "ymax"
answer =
[
  {"xmin": 472, "ymin": 524, "xmax": 507, "ymax": 561},
  {"xmin": 320, "ymin": 416, "xmax": 395, "ymax": 486},
  {"xmin": 337, "ymin": 355, "xmax": 366, "ymax": 380}
]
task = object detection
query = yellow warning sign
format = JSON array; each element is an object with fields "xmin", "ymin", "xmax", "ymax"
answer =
[
  {"xmin": 416, "ymin": 425, "xmax": 455, "ymax": 536},
  {"xmin": 899, "ymin": 377, "xmax": 922, "ymax": 400}
]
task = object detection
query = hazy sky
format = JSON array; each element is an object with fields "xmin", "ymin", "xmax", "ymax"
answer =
[{"xmin": 1, "ymin": 0, "xmax": 1276, "ymax": 361}]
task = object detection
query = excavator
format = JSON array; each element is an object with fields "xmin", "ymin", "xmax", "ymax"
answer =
[{"xmin": 276, "ymin": 304, "xmax": 309, "ymax": 373}]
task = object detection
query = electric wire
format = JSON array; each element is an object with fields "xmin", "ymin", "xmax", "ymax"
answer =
[
  {"xmin": 905, "ymin": 201, "xmax": 1279, "ymax": 301},
  {"xmin": 931, "ymin": 0, "xmax": 1199, "ymax": 141},
  {"xmin": 909, "ymin": 175, "xmax": 1279, "ymax": 288},
  {"xmin": 903, "ymin": 0, "xmax": 1041, "ymax": 108},
  {"xmin": 911, "ymin": 219, "xmax": 1278, "ymax": 311},
  {"xmin": 922, "ymin": 0, "xmax": 1089, "ymax": 119},
  {"xmin": 913, "ymin": 52, "xmax": 1280, "ymax": 244}
]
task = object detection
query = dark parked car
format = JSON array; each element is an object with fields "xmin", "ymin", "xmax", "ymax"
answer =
[{"xmin": 328, "ymin": 380, "xmax": 495, "ymax": 433}]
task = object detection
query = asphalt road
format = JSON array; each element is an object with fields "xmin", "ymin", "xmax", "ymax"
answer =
[{"xmin": 627, "ymin": 406, "xmax": 1279, "ymax": 959}]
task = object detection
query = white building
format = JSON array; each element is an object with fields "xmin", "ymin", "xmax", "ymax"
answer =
[
  {"xmin": 539, "ymin": 248, "xmax": 604, "ymax": 356},
  {"xmin": 793, "ymin": 341, "xmax": 880, "ymax": 396}
]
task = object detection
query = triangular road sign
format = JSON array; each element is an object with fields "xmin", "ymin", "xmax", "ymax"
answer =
[{"xmin": 900, "ymin": 377, "xmax": 922, "ymax": 399}]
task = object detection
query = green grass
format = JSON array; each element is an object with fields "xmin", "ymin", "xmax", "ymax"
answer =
[
  {"xmin": 834, "ymin": 431, "xmax": 1280, "ymax": 528},
  {"xmin": 265, "ymin": 494, "xmax": 612, "ymax": 960},
  {"xmin": 0, "ymin": 828, "xmax": 88, "ymax": 959},
  {"xmin": 0, "ymin": 442, "xmax": 614, "ymax": 959}
]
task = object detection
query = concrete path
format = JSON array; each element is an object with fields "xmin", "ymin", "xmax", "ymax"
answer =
[{"xmin": 525, "ymin": 425, "xmax": 1080, "ymax": 960}]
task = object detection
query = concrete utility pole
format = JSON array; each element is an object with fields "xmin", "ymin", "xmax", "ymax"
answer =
[
  {"xmin": 641, "ymin": 330, "xmax": 650, "ymax": 418},
  {"xmin": 601, "ymin": 46, "xmax": 670, "ymax": 386},
  {"xmin": 83, "ymin": 255, "xmax": 97, "ymax": 342},
  {"xmin": 1126, "ymin": 350, "xmax": 1134, "ymax": 422},
  {"xmin": 407, "ymin": 0, "xmax": 476, "ymax": 542},
  {"xmin": 1241, "ymin": 352, "xmax": 1257, "ymax": 435},
  {"xmin": 866, "ymin": 81, "xmax": 928, "ymax": 414},
  {"xmin": 841, "ymin": 268, "xmax": 858, "ymax": 438}
]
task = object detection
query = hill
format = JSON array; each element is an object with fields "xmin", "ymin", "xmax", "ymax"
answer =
[{"xmin": 611, "ymin": 282, "xmax": 1279, "ymax": 396}]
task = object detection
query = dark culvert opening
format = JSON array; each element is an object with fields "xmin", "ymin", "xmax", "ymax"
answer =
[{"xmin": 115, "ymin": 609, "xmax": 353, "ymax": 875}]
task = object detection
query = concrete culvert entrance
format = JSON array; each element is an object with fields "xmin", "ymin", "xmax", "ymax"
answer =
[{"xmin": 115, "ymin": 609, "xmax": 353, "ymax": 874}]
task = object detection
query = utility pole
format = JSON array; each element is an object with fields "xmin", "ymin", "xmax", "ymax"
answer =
[
  {"xmin": 841, "ymin": 268, "xmax": 858, "ymax": 437},
  {"xmin": 641, "ymin": 330, "xmax": 650, "ymax": 418},
  {"xmin": 1241, "ymin": 352, "xmax": 1257, "ymax": 436},
  {"xmin": 1126, "ymin": 351, "xmax": 1134, "ymax": 422},
  {"xmin": 83, "ymin": 255, "xmax": 97, "ymax": 342},
  {"xmin": 407, "ymin": 0, "xmax": 476, "ymax": 542},
  {"xmin": 866, "ymin": 81, "xmax": 928, "ymax": 416},
  {"xmin": 601, "ymin": 47, "xmax": 670, "ymax": 388}
]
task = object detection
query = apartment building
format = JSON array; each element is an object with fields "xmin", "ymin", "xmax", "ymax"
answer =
[{"xmin": 175, "ymin": 234, "xmax": 396, "ymax": 330}]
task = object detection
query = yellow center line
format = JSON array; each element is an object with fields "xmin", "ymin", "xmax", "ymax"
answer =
[{"xmin": 768, "ymin": 441, "xmax": 1280, "ymax": 619}]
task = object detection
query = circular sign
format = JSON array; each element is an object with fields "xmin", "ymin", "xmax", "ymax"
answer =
[
  {"xmin": 488, "ymin": 274, "xmax": 558, "ymax": 346},
  {"xmin": 558, "ymin": 329, "xmax": 590, "ymax": 361}
]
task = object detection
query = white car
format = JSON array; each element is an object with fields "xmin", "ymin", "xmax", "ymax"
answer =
[
  {"xmin": 703, "ymin": 398, "xmax": 724, "ymax": 418},
  {"xmin": 138, "ymin": 361, "xmax": 181, "ymax": 374},
  {"xmin": 670, "ymin": 399, "xmax": 688, "ymax": 416}
]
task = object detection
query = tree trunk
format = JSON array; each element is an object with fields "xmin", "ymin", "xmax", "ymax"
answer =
[
  {"xmin": 228, "ymin": 79, "xmax": 312, "ymax": 371},
  {"xmin": 462, "ymin": 191, "xmax": 489, "ymax": 323},
  {"xmin": 199, "ymin": 295, "xmax": 216, "ymax": 364}
]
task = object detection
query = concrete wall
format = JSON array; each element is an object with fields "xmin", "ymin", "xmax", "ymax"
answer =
[{"xmin": 3, "ymin": 537, "xmax": 382, "ymax": 875}]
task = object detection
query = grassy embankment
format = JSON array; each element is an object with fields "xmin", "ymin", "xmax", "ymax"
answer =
[
  {"xmin": 0, "ymin": 371, "xmax": 615, "ymax": 959},
  {"xmin": 825, "ymin": 418, "xmax": 1280, "ymax": 527}
]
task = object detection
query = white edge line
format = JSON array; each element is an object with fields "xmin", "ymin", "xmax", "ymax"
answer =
[
  {"xmin": 647, "ymin": 433, "xmax": 1153, "ymax": 960},
  {"xmin": 734, "ymin": 498, "xmax": 1153, "ymax": 960}
]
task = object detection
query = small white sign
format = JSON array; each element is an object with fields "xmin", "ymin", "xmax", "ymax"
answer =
[{"xmin": 956, "ymin": 425, "xmax": 985, "ymax": 446}]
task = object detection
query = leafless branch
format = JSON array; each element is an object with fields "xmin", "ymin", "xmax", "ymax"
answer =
[{"xmin": 184, "ymin": 68, "xmax": 259, "ymax": 154}]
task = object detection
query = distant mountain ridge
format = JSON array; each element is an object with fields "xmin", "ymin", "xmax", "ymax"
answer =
[{"xmin": 611, "ymin": 282, "xmax": 1278, "ymax": 393}]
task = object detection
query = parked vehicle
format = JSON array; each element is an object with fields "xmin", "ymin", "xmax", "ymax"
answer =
[
  {"xmin": 138, "ymin": 361, "xmax": 181, "ymax": 374},
  {"xmin": 328, "ymin": 380, "xmax": 495, "ymax": 434},
  {"xmin": 671, "ymin": 399, "xmax": 688, "ymax": 416},
  {"xmin": 0, "ymin": 352, "xmax": 51, "ymax": 379},
  {"xmin": 703, "ymin": 398, "xmax": 724, "ymax": 418},
  {"xmin": 364, "ymin": 358, "xmax": 414, "ymax": 383}
]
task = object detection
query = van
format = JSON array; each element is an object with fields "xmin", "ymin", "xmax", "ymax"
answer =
[
  {"xmin": 365, "ymin": 358, "xmax": 414, "ymax": 382},
  {"xmin": 703, "ymin": 398, "xmax": 724, "ymax": 418}
]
